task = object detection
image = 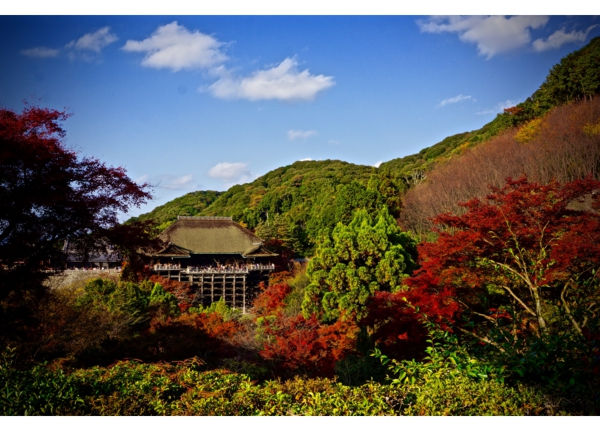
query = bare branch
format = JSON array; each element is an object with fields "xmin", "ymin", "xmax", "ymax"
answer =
[
  {"xmin": 457, "ymin": 327, "xmax": 506, "ymax": 353},
  {"xmin": 561, "ymin": 280, "xmax": 584, "ymax": 337}
]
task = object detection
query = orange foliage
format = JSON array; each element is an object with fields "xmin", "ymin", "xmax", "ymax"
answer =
[
  {"xmin": 269, "ymin": 271, "xmax": 293, "ymax": 285},
  {"xmin": 259, "ymin": 313, "xmax": 358, "ymax": 377},
  {"xmin": 252, "ymin": 282, "xmax": 291, "ymax": 316}
]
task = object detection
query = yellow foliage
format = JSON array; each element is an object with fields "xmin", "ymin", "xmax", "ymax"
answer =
[
  {"xmin": 515, "ymin": 118, "xmax": 542, "ymax": 144},
  {"xmin": 249, "ymin": 189, "xmax": 267, "ymax": 209},
  {"xmin": 450, "ymin": 141, "xmax": 471, "ymax": 156},
  {"xmin": 583, "ymin": 121, "xmax": 600, "ymax": 136}
]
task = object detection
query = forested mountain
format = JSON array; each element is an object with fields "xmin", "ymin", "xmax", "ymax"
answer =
[
  {"xmin": 203, "ymin": 160, "xmax": 405, "ymax": 255},
  {"xmin": 128, "ymin": 190, "xmax": 222, "ymax": 233},
  {"xmin": 132, "ymin": 37, "xmax": 600, "ymax": 253}
]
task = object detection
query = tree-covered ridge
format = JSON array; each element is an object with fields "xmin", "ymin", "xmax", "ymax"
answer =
[
  {"xmin": 200, "ymin": 159, "xmax": 376, "ymax": 224},
  {"xmin": 212, "ymin": 161, "xmax": 411, "ymax": 255},
  {"xmin": 380, "ymin": 36, "xmax": 600, "ymax": 181},
  {"xmin": 132, "ymin": 160, "xmax": 407, "ymax": 255},
  {"xmin": 127, "ymin": 190, "xmax": 222, "ymax": 232},
  {"xmin": 135, "ymin": 37, "xmax": 600, "ymax": 251}
]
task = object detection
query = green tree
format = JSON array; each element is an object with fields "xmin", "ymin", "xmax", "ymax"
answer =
[
  {"xmin": 149, "ymin": 283, "xmax": 180, "ymax": 317},
  {"xmin": 302, "ymin": 207, "xmax": 417, "ymax": 322}
]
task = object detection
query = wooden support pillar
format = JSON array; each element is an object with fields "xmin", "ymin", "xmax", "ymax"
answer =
[
  {"xmin": 211, "ymin": 273, "xmax": 214, "ymax": 303},
  {"xmin": 233, "ymin": 274, "xmax": 236, "ymax": 310},
  {"xmin": 222, "ymin": 274, "xmax": 226, "ymax": 304},
  {"xmin": 200, "ymin": 274, "xmax": 204, "ymax": 305},
  {"xmin": 242, "ymin": 274, "xmax": 247, "ymax": 313}
]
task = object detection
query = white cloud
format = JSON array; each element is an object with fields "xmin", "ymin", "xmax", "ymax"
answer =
[
  {"xmin": 288, "ymin": 129, "xmax": 318, "ymax": 140},
  {"xmin": 299, "ymin": 158, "xmax": 313, "ymax": 162},
  {"xmin": 418, "ymin": 16, "xmax": 549, "ymax": 58},
  {"xmin": 163, "ymin": 174, "xmax": 195, "ymax": 190},
  {"xmin": 328, "ymin": 140, "xmax": 340, "ymax": 146},
  {"xmin": 66, "ymin": 27, "xmax": 117, "ymax": 53},
  {"xmin": 533, "ymin": 25, "xmax": 598, "ymax": 52},
  {"xmin": 122, "ymin": 21, "xmax": 228, "ymax": 72},
  {"xmin": 208, "ymin": 162, "xmax": 254, "ymax": 186},
  {"xmin": 373, "ymin": 161, "xmax": 383, "ymax": 168},
  {"xmin": 437, "ymin": 94, "xmax": 474, "ymax": 107},
  {"xmin": 135, "ymin": 174, "xmax": 150, "ymax": 185},
  {"xmin": 477, "ymin": 99, "xmax": 518, "ymax": 115},
  {"xmin": 141, "ymin": 174, "xmax": 196, "ymax": 191},
  {"xmin": 21, "ymin": 47, "xmax": 59, "ymax": 58},
  {"xmin": 208, "ymin": 57, "xmax": 335, "ymax": 101}
]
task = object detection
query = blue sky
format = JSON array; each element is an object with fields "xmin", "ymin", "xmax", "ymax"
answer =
[{"xmin": 1, "ymin": 10, "xmax": 599, "ymax": 218}]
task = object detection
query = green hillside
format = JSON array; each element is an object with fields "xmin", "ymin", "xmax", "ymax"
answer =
[
  {"xmin": 128, "ymin": 190, "xmax": 222, "ymax": 233},
  {"xmin": 132, "ymin": 37, "xmax": 600, "ymax": 254},
  {"xmin": 198, "ymin": 160, "xmax": 405, "ymax": 255},
  {"xmin": 380, "ymin": 36, "xmax": 600, "ymax": 180}
]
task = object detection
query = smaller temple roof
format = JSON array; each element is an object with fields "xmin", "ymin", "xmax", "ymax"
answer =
[{"xmin": 155, "ymin": 216, "xmax": 277, "ymax": 258}]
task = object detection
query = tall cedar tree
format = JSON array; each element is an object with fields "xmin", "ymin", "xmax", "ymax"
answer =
[
  {"xmin": 0, "ymin": 106, "xmax": 157, "ymax": 344},
  {"xmin": 302, "ymin": 206, "xmax": 417, "ymax": 322},
  {"xmin": 406, "ymin": 176, "xmax": 600, "ymax": 350}
]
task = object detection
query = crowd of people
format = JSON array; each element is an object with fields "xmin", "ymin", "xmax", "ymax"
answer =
[
  {"xmin": 152, "ymin": 263, "xmax": 275, "ymax": 273},
  {"xmin": 66, "ymin": 266, "xmax": 121, "ymax": 272}
]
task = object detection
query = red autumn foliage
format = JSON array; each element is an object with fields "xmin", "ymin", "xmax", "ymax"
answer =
[
  {"xmin": 259, "ymin": 313, "xmax": 358, "ymax": 377},
  {"xmin": 252, "ymin": 282, "xmax": 291, "ymax": 316},
  {"xmin": 269, "ymin": 270, "xmax": 293, "ymax": 285},
  {"xmin": 503, "ymin": 106, "xmax": 524, "ymax": 116},
  {"xmin": 147, "ymin": 311, "xmax": 247, "ymax": 359},
  {"xmin": 0, "ymin": 105, "xmax": 156, "ymax": 300},
  {"xmin": 405, "ymin": 176, "xmax": 600, "ymax": 339},
  {"xmin": 362, "ymin": 287, "xmax": 460, "ymax": 359}
]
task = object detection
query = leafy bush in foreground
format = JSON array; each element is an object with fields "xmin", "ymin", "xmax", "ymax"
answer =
[{"xmin": 1, "ymin": 345, "xmax": 569, "ymax": 416}]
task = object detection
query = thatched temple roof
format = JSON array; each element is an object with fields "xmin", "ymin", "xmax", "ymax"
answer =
[{"xmin": 154, "ymin": 216, "xmax": 277, "ymax": 258}]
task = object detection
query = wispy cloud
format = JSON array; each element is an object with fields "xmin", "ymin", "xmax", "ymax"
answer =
[
  {"xmin": 437, "ymin": 94, "xmax": 474, "ymax": 107},
  {"xmin": 288, "ymin": 129, "xmax": 318, "ymax": 140},
  {"xmin": 20, "ymin": 47, "xmax": 59, "ymax": 58},
  {"xmin": 207, "ymin": 162, "xmax": 254, "ymax": 187},
  {"xmin": 373, "ymin": 161, "xmax": 383, "ymax": 168},
  {"xmin": 477, "ymin": 99, "xmax": 517, "ymax": 115},
  {"xmin": 328, "ymin": 140, "xmax": 340, "ymax": 146},
  {"xmin": 208, "ymin": 57, "xmax": 335, "ymax": 101},
  {"xmin": 533, "ymin": 25, "xmax": 598, "ymax": 52},
  {"xmin": 418, "ymin": 16, "xmax": 549, "ymax": 59},
  {"xmin": 135, "ymin": 174, "xmax": 195, "ymax": 191},
  {"xmin": 66, "ymin": 27, "xmax": 118, "ymax": 53},
  {"xmin": 122, "ymin": 21, "xmax": 228, "ymax": 73},
  {"xmin": 23, "ymin": 27, "xmax": 117, "ymax": 61},
  {"xmin": 299, "ymin": 158, "xmax": 313, "ymax": 162},
  {"xmin": 136, "ymin": 173, "xmax": 196, "ymax": 191}
]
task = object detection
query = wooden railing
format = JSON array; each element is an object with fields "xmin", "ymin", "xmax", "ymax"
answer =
[
  {"xmin": 153, "ymin": 264, "xmax": 181, "ymax": 271},
  {"xmin": 152, "ymin": 264, "xmax": 275, "ymax": 273}
]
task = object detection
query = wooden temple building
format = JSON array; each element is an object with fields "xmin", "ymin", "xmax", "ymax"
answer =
[{"xmin": 151, "ymin": 216, "xmax": 278, "ymax": 312}]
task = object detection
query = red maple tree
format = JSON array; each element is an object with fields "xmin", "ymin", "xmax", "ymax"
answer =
[
  {"xmin": 0, "ymin": 105, "xmax": 157, "ymax": 345},
  {"xmin": 406, "ymin": 176, "xmax": 600, "ymax": 350}
]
